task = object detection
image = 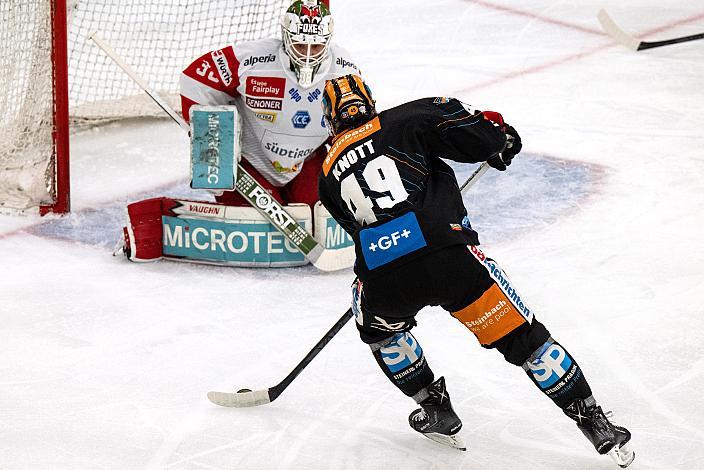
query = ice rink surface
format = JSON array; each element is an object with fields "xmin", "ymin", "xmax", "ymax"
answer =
[{"xmin": 1, "ymin": 0, "xmax": 703, "ymax": 469}]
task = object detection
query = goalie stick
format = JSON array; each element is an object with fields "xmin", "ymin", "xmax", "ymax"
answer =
[
  {"xmin": 598, "ymin": 9, "xmax": 704, "ymax": 51},
  {"xmin": 88, "ymin": 32, "xmax": 352, "ymax": 272}
]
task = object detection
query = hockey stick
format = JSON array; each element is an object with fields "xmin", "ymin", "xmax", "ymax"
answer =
[
  {"xmin": 88, "ymin": 32, "xmax": 353, "ymax": 272},
  {"xmin": 206, "ymin": 152, "xmax": 491, "ymax": 407},
  {"xmin": 459, "ymin": 162, "xmax": 490, "ymax": 194},
  {"xmin": 598, "ymin": 9, "xmax": 704, "ymax": 51},
  {"xmin": 207, "ymin": 308, "xmax": 354, "ymax": 407},
  {"xmin": 207, "ymin": 166, "xmax": 491, "ymax": 408}
]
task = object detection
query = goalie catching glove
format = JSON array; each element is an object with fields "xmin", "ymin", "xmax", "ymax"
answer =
[{"xmin": 482, "ymin": 110, "xmax": 522, "ymax": 171}]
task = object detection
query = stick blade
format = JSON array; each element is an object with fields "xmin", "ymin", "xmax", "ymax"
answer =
[
  {"xmin": 308, "ymin": 244, "xmax": 355, "ymax": 272},
  {"xmin": 207, "ymin": 389, "xmax": 272, "ymax": 408},
  {"xmin": 597, "ymin": 9, "xmax": 641, "ymax": 51}
]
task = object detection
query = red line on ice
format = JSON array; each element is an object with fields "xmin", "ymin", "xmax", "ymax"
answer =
[
  {"xmin": 464, "ymin": 0, "xmax": 605, "ymax": 36},
  {"xmin": 453, "ymin": 7, "xmax": 704, "ymax": 94}
]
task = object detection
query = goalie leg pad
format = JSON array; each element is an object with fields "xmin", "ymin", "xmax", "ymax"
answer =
[
  {"xmin": 122, "ymin": 198, "xmax": 314, "ymax": 267},
  {"xmin": 161, "ymin": 203, "xmax": 311, "ymax": 267},
  {"xmin": 123, "ymin": 197, "xmax": 166, "ymax": 262}
]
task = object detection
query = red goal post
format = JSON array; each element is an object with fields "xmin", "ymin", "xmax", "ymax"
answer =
[{"xmin": 0, "ymin": 0, "xmax": 329, "ymax": 215}]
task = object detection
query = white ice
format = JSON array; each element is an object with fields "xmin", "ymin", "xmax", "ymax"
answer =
[{"xmin": 1, "ymin": 1, "xmax": 703, "ymax": 469}]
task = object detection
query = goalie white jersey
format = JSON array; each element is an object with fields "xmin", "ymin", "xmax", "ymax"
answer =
[{"xmin": 180, "ymin": 38, "xmax": 361, "ymax": 186}]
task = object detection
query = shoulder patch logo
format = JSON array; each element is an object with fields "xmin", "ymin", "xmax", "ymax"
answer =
[{"xmin": 211, "ymin": 50, "xmax": 233, "ymax": 86}]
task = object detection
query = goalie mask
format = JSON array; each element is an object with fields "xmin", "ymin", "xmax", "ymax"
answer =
[
  {"xmin": 281, "ymin": 0, "xmax": 334, "ymax": 87},
  {"xmin": 322, "ymin": 74, "xmax": 377, "ymax": 136}
]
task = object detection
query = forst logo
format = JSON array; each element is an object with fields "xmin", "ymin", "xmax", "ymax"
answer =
[
  {"xmin": 291, "ymin": 110, "xmax": 311, "ymax": 129},
  {"xmin": 242, "ymin": 54, "xmax": 276, "ymax": 67}
]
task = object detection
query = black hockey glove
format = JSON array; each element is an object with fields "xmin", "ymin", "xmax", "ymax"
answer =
[{"xmin": 487, "ymin": 125, "xmax": 522, "ymax": 171}]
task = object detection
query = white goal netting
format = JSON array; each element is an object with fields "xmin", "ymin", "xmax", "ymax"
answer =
[
  {"xmin": 0, "ymin": 1, "xmax": 56, "ymax": 211},
  {"xmin": 0, "ymin": 0, "xmax": 290, "ymax": 212}
]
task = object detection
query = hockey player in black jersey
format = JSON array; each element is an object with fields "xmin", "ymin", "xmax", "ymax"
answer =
[{"xmin": 318, "ymin": 75, "xmax": 635, "ymax": 467}]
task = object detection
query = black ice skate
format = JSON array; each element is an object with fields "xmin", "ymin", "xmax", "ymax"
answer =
[
  {"xmin": 564, "ymin": 397, "xmax": 635, "ymax": 468},
  {"xmin": 408, "ymin": 377, "xmax": 465, "ymax": 451}
]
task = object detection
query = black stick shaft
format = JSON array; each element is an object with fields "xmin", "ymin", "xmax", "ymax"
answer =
[
  {"xmin": 268, "ymin": 308, "xmax": 354, "ymax": 402},
  {"xmin": 638, "ymin": 32, "xmax": 704, "ymax": 50}
]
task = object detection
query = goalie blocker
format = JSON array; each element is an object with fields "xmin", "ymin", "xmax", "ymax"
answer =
[{"xmin": 120, "ymin": 197, "xmax": 353, "ymax": 268}]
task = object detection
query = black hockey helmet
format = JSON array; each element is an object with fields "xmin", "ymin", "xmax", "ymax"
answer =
[{"xmin": 322, "ymin": 74, "xmax": 376, "ymax": 136}]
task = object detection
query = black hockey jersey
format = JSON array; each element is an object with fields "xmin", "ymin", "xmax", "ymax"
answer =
[{"xmin": 318, "ymin": 97, "xmax": 508, "ymax": 279}]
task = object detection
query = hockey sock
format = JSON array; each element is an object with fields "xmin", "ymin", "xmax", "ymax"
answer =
[
  {"xmin": 522, "ymin": 337, "xmax": 593, "ymax": 409},
  {"xmin": 370, "ymin": 331, "xmax": 434, "ymax": 401}
]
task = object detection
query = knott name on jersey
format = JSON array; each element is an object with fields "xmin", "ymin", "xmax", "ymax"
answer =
[
  {"xmin": 242, "ymin": 53, "xmax": 276, "ymax": 67},
  {"xmin": 331, "ymin": 140, "xmax": 375, "ymax": 181},
  {"xmin": 323, "ymin": 117, "xmax": 381, "ymax": 178}
]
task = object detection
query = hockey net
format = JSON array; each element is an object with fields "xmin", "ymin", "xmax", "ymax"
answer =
[{"xmin": 0, "ymin": 0, "xmax": 293, "ymax": 214}]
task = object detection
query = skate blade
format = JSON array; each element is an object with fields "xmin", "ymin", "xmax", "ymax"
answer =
[
  {"xmin": 421, "ymin": 432, "xmax": 467, "ymax": 451},
  {"xmin": 608, "ymin": 441, "xmax": 635, "ymax": 468}
]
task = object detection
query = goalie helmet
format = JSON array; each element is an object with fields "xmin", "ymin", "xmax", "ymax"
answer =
[
  {"xmin": 281, "ymin": 0, "xmax": 334, "ymax": 87},
  {"xmin": 322, "ymin": 74, "xmax": 377, "ymax": 136}
]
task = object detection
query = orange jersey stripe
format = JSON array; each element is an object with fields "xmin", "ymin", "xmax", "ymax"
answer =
[{"xmin": 322, "ymin": 117, "xmax": 381, "ymax": 176}]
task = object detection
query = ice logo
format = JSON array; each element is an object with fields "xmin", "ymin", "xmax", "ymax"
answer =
[
  {"xmin": 527, "ymin": 343, "xmax": 573, "ymax": 389},
  {"xmin": 292, "ymin": 110, "xmax": 311, "ymax": 129},
  {"xmin": 380, "ymin": 332, "xmax": 422, "ymax": 373}
]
